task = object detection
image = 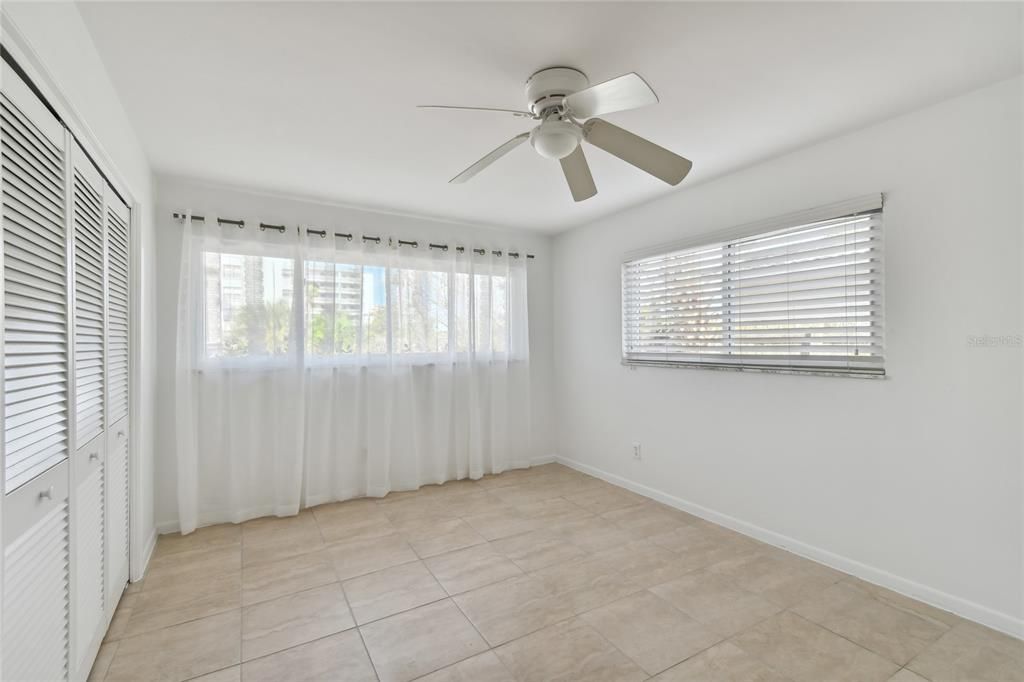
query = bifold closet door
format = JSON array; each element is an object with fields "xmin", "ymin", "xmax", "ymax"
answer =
[
  {"xmin": 105, "ymin": 191, "xmax": 130, "ymax": 601},
  {"xmin": 1, "ymin": 60, "xmax": 72, "ymax": 681},
  {"xmin": 70, "ymin": 142, "xmax": 108, "ymax": 677}
]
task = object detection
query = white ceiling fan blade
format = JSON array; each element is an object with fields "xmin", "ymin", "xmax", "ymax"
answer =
[
  {"xmin": 450, "ymin": 132, "xmax": 530, "ymax": 184},
  {"xmin": 564, "ymin": 73, "xmax": 658, "ymax": 119},
  {"xmin": 583, "ymin": 119, "xmax": 692, "ymax": 186},
  {"xmin": 559, "ymin": 145, "xmax": 597, "ymax": 202},
  {"xmin": 418, "ymin": 105, "xmax": 534, "ymax": 118}
]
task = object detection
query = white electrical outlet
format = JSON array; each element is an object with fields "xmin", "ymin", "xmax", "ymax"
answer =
[{"xmin": 632, "ymin": 442, "xmax": 642, "ymax": 460}]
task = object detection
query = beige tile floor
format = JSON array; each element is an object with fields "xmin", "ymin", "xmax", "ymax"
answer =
[{"xmin": 90, "ymin": 464, "xmax": 1023, "ymax": 682}]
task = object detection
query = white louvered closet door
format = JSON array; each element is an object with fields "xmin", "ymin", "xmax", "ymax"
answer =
[
  {"xmin": 73, "ymin": 145, "xmax": 105, "ymax": 452},
  {"xmin": 71, "ymin": 447, "xmax": 104, "ymax": 678},
  {"xmin": 70, "ymin": 143, "xmax": 108, "ymax": 679},
  {"xmin": 1, "ymin": 59, "xmax": 72, "ymax": 682},
  {"xmin": 105, "ymin": 191, "xmax": 130, "ymax": 601}
]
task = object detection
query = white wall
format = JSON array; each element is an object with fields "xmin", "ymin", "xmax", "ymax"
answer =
[
  {"xmin": 553, "ymin": 77, "xmax": 1023, "ymax": 635},
  {"xmin": 153, "ymin": 176, "xmax": 556, "ymax": 530},
  {"xmin": 2, "ymin": 2, "xmax": 158, "ymax": 577}
]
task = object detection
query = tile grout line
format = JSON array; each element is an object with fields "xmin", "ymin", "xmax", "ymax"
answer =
[
  {"xmin": 412, "ymin": 488, "xmax": 647, "ymax": 677},
  {"xmin": 105, "ymin": 465, "xmax": 976, "ymax": 682},
  {"xmin": 443, "ymin": 507, "xmax": 805, "ymax": 680},
  {"xmin": 102, "ymin": 474, "xmax": 652, "ymax": 675},
  {"xmin": 90, "ymin": 470, "xmax": 659, "ymax": 679},
  {"xmin": 354, "ymin": 592, "xmax": 452, "ymax": 629},
  {"xmin": 213, "ymin": 584, "xmax": 736, "ymax": 682},
  {"xmin": 785, "ymin": 582, "xmax": 958, "ymax": 666},
  {"xmin": 624, "ymin": 559, "xmax": 892, "ymax": 679},
  {"xmin": 219, "ymin": 585, "xmax": 736, "ymax": 682},
  {"xmin": 418, "ymin": 552, "xmax": 501, "ymax": 677},
  {"xmin": 334, "ymin": 559, "xmax": 382, "ymax": 682},
  {"xmin": 574, "ymin": 605, "xmax": 670, "ymax": 678},
  {"xmin": 581, "ymin": 585, "xmax": 741, "ymax": 678},
  {"xmin": 776, "ymin": 607, "xmax": 916, "ymax": 672},
  {"xmin": 136, "ymin": 545, "xmax": 900, "ymax": 682},
  {"xmin": 314, "ymin": 505, "xmax": 385, "ymax": 681}
]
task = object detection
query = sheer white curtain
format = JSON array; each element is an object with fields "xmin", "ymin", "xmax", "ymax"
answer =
[
  {"xmin": 174, "ymin": 216, "xmax": 531, "ymax": 533},
  {"xmin": 175, "ymin": 216, "xmax": 306, "ymax": 533}
]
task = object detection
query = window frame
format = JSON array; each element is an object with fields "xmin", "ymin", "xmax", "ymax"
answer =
[
  {"xmin": 621, "ymin": 195, "xmax": 885, "ymax": 378},
  {"xmin": 193, "ymin": 243, "xmax": 518, "ymax": 369}
]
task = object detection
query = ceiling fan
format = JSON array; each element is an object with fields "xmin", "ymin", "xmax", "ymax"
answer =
[{"xmin": 419, "ymin": 67, "xmax": 692, "ymax": 202}]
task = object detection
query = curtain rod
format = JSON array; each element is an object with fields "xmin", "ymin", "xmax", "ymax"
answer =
[{"xmin": 172, "ymin": 212, "xmax": 536, "ymax": 259}]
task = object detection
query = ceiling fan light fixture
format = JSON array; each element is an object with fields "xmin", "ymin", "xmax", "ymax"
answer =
[{"xmin": 529, "ymin": 119, "xmax": 582, "ymax": 160}]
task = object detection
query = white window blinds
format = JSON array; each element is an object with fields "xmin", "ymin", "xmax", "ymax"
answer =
[{"xmin": 622, "ymin": 195, "xmax": 884, "ymax": 376}]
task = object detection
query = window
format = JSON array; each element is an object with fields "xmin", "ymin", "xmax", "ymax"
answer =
[
  {"xmin": 200, "ymin": 249, "xmax": 513, "ymax": 362},
  {"xmin": 303, "ymin": 260, "xmax": 386, "ymax": 356},
  {"xmin": 390, "ymin": 266, "xmax": 451, "ymax": 354},
  {"xmin": 203, "ymin": 251, "xmax": 295, "ymax": 359},
  {"xmin": 622, "ymin": 196, "xmax": 884, "ymax": 376}
]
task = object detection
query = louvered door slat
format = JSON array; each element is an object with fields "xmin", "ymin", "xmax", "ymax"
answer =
[
  {"xmin": 0, "ymin": 124, "xmax": 63, "ymax": 196},
  {"xmin": 2, "ymin": 90, "xmax": 69, "ymax": 492},
  {"xmin": 3, "ymin": 216, "xmax": 65, "ymax": 263},
  {"xmin": 5, "ymin": 293, "xmax": 65, "ymax": 317},
  {"xmin": 106, "ymin": 204, "xmax": 129, "ymax": 425},
  {"xmin": 0, "ymin": 100, "xmax": 62, "ymax": 164},
  {"xmin": 7, "ymin": 413, "xmax": 65, "ymax": 445},
  {"xmin": 2, "ymin": 165, "xmax": 63, "ymax": 221},
  {"xmin": 73, "ymin": 167, "xmax": 106, "ymax": 446},
  {"xmin": 6, "ymin": 243, "xmax": 65, "ymax": 287},
  {"xmin": 8, "ymin": 429, "xmax": 66, "ymax": 463},
  {"xmin": 4, "ymin": 501, "xmax": 71, "ymax": 682},
  {"xmin": 3, "ymin": 217, "xmax": 64, "ymax": 264},
  {"xmin": 0, "ymin": 130, "xmax": 62, "ymax": 192}
]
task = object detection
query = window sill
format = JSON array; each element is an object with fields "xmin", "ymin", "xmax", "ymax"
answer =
[
  {"xmin": 621, "ymin": 358, "xmax": 886, "ymax": 379},
  {"xmin": 193, "ymin": 356, "xmax": 529, "ymax": 373}
]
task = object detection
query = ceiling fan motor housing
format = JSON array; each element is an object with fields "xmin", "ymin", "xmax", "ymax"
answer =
[
  {"xmin": 529, "ymin": 119, "xmax": 582, "ymax": 160},
  {"xmin": 525, "ymin": 67, "xmax": 589, "ymax": 116}
]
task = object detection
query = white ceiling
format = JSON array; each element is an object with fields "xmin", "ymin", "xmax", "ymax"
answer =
[{"xmin": 77, "ymin": 1, "xmax": 1021, "ymax": 232}]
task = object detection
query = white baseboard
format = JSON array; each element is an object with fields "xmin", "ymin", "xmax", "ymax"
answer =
[
  {"xmin": 133, "ymin": 527, "xmax": 158, "ymax": 581},
  {"xmin": 554, "ymin": 454, "xmax": 1024, "ymax": 640},
  {"xmin": 156, "ymin": 519, "xmax": 180, "ymax": 535}
]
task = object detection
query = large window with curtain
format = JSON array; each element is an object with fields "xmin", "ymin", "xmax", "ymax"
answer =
[
  {"xmin": 198, "ymin": 250, "xmax": 514, "ymax": 363},
  {"xmin": 174, "ymin": 217, "xmax": 532, "ymax": 534},
  {"xmin": 622, "ymin": 195, "xmax": 884, "ymax": 376}
]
